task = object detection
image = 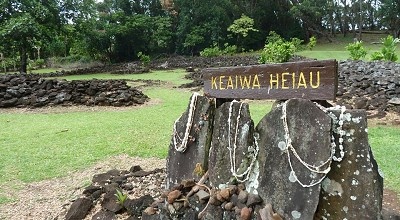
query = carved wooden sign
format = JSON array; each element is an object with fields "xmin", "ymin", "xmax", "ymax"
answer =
[{"xmin": 203, "ymin": 60, "xmax": 338, "ymax": 100}]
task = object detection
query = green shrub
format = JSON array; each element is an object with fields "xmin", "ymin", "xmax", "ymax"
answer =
[
  {"xmin": 345, "ymin": 41, "xmax": 367, "ymax": 60},
  {"xmin": 200, "ymin": 43, "xmax": 238, "ymax": 57},
  {"xmin": 33, "ymin": 59, "xmax": 45, "ymax": 68},
  {"xmin": 371, "ymin": 35, "xmax": 399, "ymax": 62},
  {"xmin": 291, "ymin": 37, "xmax": 305, "ymax": 52},
  {"xmin": 200, "ymin": 44, "xmax": 222, "ymax": 57},
  {"xmin": 259, "ymin": 33, "xmax": 296, "ymax": 63},
  {"xmin": 137, "ymin": 52, "xmax": 151, "ymax": 66},
  {"xmin": 371, "ymin": 51, "xmax": 384, "ymax": 61},
  {"xmin": 222, "ymin": 43, "xmax": 237, "ymax": 55},
  {"xmin": 265, "ymin": 31, "xmax": 282, "ymax": 44},
  {"xmin": 381, "ymin": 35, "xmax": 399, "ymax": 61},
  {"xmin": 307, "ymin": 36, "xmax": 317, "ymax": 50}
]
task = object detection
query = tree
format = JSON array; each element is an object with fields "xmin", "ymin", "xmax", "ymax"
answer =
[
  {"xmin": 228, "ymin": 14, "xmax": 259, "ymax": 49},
  {"xmin": 0, "ymin": 0, "xmax": 63, "ymax": 73},
  {"xmin": 174, "ymin": 0, "xmax": 233, "ymax": 54},
  {"xmin": 379, "ymin": 0, "xmax": 400, "ymax": 37}
]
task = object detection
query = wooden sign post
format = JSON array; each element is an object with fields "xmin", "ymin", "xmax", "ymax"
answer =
[{"xmin": 203, "ymin": 60, "xmax": 338, "ymax": 100}]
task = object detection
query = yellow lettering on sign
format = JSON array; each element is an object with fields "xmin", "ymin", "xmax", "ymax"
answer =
[
  {"xmin": 281, "ymin": 72, "xmax": 289, "ymax": 89},
  {"xmin": 270, "ymin": 73, "xmax": 279, "ymax": 89},
  {"xmin": 227, "ymin": 76, "xmax": 234, "ymax": 89},
  {"xmin": 211, "ymin": 76, "xmax": 217, "ymax": 89},
  {"xmin": 253, "ymin": 74, "xmax": 261, "ymax": 89},
  {"xmin": 240, "ymin": 75, "xmax": 252, "ymax": 89},
  {"xmin": 219, "ymin": 76, "xmax": 225, "ymax": 90},
  {"xmin": 292, "ymin": 72, "xmax": 296, "ymax": 89},
  {"xmin": 297, "ymin": 72, "xmax": 307, "ymax": 88},
  {"xmin": 310, "ymin": 71, "xmax": 320, "ymax": 88}
]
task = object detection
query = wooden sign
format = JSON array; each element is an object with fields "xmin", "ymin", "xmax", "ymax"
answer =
[{"xmin": 203, "ymin": 60, "xmax": 338, "ymax": 100}]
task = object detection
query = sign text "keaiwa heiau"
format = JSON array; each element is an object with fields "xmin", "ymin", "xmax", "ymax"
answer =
[{"xmin": 202, "ymin": 60, "xmax": 338, "ymax": 100}]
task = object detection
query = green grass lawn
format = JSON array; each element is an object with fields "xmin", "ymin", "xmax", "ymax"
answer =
[{"xmin": 297, "ymin": 35, "xmax": 400, "ymax": 61}]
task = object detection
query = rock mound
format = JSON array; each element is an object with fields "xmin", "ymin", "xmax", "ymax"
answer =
[{"xmin": 0, "ymin": 74, "xmax": 149, "ymax": 108}]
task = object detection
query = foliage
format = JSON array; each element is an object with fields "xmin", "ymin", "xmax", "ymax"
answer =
[
  {"xmin": 346, "ymin": 41, "xmax": 368, "ymax": 60},
  {"xmin": 222, "ymin": 43, "xmax": 238, "ymax": 55},
  {"xmin": 137, "ymin": 52, "xmax": 151, "ymax": 67},
  {"xmin": 0, "ymin": 0, "xmax": 63, "ymax": 72},
  {"xmin": 200, "ymin": 43, "xmax": 238, "ymax": 57},
  {"xmin": 370, "ymin": 35, "xmax": 400, "ymax": 61},
  {"xmin": 200, "ymin": 44, "xmax": 221, "ymax": 57},
  {"xmin": 265, "ymin": 31, "xmax": 282, "ymax": 44},
  {"xmin": 228, "ymin": 14, "xmax": 258, "ymax": 38},
  {"xmin": 381, "ymin": 35, "xmax": 400, "ymax": 61},
  {"xmin": 307, "ymin": 36, "xmax": 317, "ymax": 51},
  {"xmin": 291, "ymin": 38, "xmax": 305, "ymax": 52},
  {"xmin": 259, "ymin": 33, "xmax": 296, "ymax": 63},
  {"xmin": 115, "ymin": 189, "xmax": 127, "ymax": 205},
  {"xmin": 371, "ymin": 51, "xmax": 385, "ymax": 61}
]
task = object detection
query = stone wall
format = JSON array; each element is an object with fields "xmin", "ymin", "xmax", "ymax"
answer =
[
  {"xmin": 336, "ymin": 60, "xmax": 400, "ymax": 114},
  {"xmin": 0, "ymin": 74, "xmax": 149, "ymax": 108}
]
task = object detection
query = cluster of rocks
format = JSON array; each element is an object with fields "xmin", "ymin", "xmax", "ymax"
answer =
[
  {"xmin": 336, "ymin": 60, "xmax": 400, "ymax": 115},
  {"xmin": 158, "ymin": 178, "xmax": 281, "ymax": 220},
  {"xmin": 0, "ymin": 74, "xmax": 149, "ymax": 108},
  {"xmin": 63, "ymin": 167, "xmax": 281, "ymax": 220},
  {"xmin": 63, "ymin": 166, "xmax": 166, "ymax": 220}
]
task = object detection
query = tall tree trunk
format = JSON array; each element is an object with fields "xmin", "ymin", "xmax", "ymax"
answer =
[{"xmin": 20, "ymin": 47, "xmax": 28, "ymax": 73}]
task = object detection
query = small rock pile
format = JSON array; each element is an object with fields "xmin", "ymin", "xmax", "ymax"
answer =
[
  {"xmin": 62, "ymin": 166, "xmax": 166, "ymax": 220},
  {"xmin": 156, "ymin": 177, "xmax": 281, "ymax": 220},
  {"xmin": 0, "ymin": 74, "xmax": 149, "ymax": 108},
  {"xmin": 336, "ymin": 60, "xmax": 400, "ymax": 115}
]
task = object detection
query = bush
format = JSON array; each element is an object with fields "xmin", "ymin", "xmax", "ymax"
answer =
[
  {"xmin": 291, "ymin": 37, "xmax": 305, "ymax": 52},
  {"xmin": 137, "ymin": 52, "xmax": 151, "ymax": 67},
  {"xmin": 371, "ymin": 51, "xmax": 384, "ymax": 61},
  {"xmin": 265, "ymin": 31, "xmax": 281, "ymax": 44},
  {"xmin": 200, "ymin": 44, "xmax": 222, "ymax": 57},
  {"xmin": 259, "ymin": 33, "xmax": 296, "ymax": 63},
  {"xmin": 307, "ymin": 36, "xmax": 317, "ymax": 50},
  {"xmin": 200, "ymin": 43, "xmax": 238, "ymax": 57},
  {"xmin": 222, "ymin": 43, "xmax": 237, "ymax": 55},
  {"xmin": 370, "ymin": 35, "xmax": 399, "ymax": 61},
  {"xmin": 346, "ymin": 41, "xmax": 367, "ymax": 60},
  {"xmin": 381, "ymin": 35, "xmax": 399, "ymax": 62}
]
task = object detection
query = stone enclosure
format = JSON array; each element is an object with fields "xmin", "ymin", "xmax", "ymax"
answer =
[{"xmin": 161, "ymin": 95, "xmax": 383, "ymax": 220}]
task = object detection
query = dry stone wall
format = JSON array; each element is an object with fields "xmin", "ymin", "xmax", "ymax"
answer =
[
  {"xmin": 336, "ymin": 60, "xmax": 400, "ymax": 114},
  {"xmin": 0, "ymin": 74, "xmax": 149, "ymax": 108}
]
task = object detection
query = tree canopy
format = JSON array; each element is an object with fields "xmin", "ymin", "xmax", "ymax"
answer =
[{"xmin": 0, "ymin": 0, "xmax": 398, "ymax": 71}]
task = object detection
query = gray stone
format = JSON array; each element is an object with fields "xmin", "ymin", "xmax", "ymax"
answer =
[
  {"xmin": 102, "ymin": 190, "xmax": 123, "ymax": 213},
  {"xmin": 166, "ymin": 95, "xmax": 215, "ymax": 189},
  {"xmin": 256, "ymin": 99, "xmax": 332, "ymax": 220},
  {"xmin": 196, "ymin": 189, "xmax": 210, "ymax": 201},
  {"xmin": 208, "ymin": 101, "xmax": 255, "ymax": 187},
  {"xmin": 389, "ymin": 97, "xmax": 400, "ymax": 105},
  {"xmin": 65, "ymin": 197, "xmax": 92, "ymax": 220},
  {"xmin": 124, "ymin": 195, "xmax": 155, "ymax": 217},
  {"xmin": 315, "ymin": 110, "xmax": 383, "ymax": 219},
  {"xmin": 91, "ymin": 210, "xmax": 116, "ymax": 220},
  {"xmin": 246, "ymin": 193, "xmax": 262, "ymax": 207}
]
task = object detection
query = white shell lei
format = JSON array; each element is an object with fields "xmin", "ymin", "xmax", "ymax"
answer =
[
  {"xmin": 280, "ymin": 100, "xmax": 346, "ymax": 188},
  {"xmin": 228, "ymin": 100, "xmax": 259, "ymax": 183},
  {"xmin": 173, "ymin": 92, "xmax": 199, "ymax": 152}
]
